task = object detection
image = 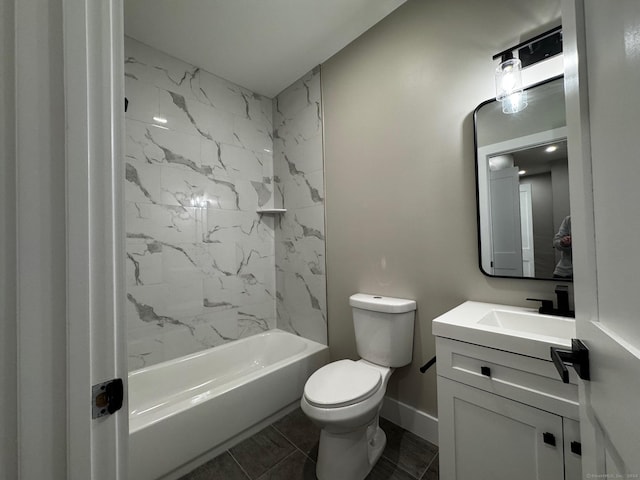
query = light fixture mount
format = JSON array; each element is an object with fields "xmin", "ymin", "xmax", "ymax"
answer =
[{"xmin": 492, "ymin": 26, "xmax": 562, "ymax": 114}]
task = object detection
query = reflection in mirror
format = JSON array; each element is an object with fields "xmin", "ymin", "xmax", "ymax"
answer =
[{"xmin": 474, "ymin": 76, "xmax": 571, "ymax": 280}]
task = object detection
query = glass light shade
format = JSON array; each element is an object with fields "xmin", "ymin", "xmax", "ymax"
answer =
[
  {"xmin": 495, "ymin": 58, "xmax": 523, "ymax": 101},
  {"xmin": 501, "ymin": 91, "xmax": 528, "ymax": 114}
]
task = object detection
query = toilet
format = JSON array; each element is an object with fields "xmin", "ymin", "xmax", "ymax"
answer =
[{"xmin": 301, "ymin": 293, "xmax": 416, "ymax": 480}]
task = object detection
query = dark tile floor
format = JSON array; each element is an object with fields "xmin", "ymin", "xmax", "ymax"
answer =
[{"xmin": 180, "ymin": 408, "xmax": 439, "ymax": 480}]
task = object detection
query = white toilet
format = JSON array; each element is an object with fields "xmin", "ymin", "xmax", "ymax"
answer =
[{"xmin": 301, "ymin": 293, "xmax": 416, "ymax": 480}]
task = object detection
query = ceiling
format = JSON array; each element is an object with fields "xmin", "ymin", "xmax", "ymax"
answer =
[
  {"xmin": 511, "ymin": 139, "xmax": 568, "ymax": 175},
  {"xmin": 124, "ymin": 0, "xmax": 407, "ymax": 98}
]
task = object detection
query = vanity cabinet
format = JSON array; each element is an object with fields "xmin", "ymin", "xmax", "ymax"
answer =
[{"xmin": 436, "ymin": 337, "xmax": 582, "ymax": 480}]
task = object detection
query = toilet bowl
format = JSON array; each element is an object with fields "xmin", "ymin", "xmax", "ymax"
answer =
[
  {"xmin": 301, "ymin": 294, "xmax": 416, "ymax": 480},
  {"xmin": 301, "ymin": 359, "xmax": 392, "ymax": 480}
]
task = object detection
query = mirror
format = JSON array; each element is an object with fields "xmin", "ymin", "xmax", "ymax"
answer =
[{"xmin": 474, "ymin": 76, "xmax": 571, "ymax": 280}]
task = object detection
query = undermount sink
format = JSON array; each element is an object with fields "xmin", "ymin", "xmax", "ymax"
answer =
[
  {"xmin": 432, "ymin": 301, "xmax": 576, "ymax": 360},
  {"xmin": 477, "ymin": 309, "xmax": 575, "ymax": 340}
]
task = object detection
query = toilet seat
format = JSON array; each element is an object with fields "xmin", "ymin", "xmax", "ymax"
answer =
[{"xmin": 304, "ymin": 360, "xmax": 382, "ymax": 408}]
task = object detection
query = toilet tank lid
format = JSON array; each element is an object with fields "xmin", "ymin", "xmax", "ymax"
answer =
[{"xmin": 349, "ymin": 294, "xmax": 416, "ymax": 313}]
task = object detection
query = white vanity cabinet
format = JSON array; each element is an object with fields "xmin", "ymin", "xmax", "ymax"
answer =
[{"xmin": 436, "ymin": 336, "xmax": 583, "ymax": 480}]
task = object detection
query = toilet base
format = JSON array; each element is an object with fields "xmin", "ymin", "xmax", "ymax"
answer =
[{"xmin": 315, "ymin": 416, "xmax": 387, "ymax": 480}]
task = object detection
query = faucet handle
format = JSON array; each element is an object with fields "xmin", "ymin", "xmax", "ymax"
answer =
[{"xmin": 526, "ymin": 298, "xmax": 554, "ymax": 314}]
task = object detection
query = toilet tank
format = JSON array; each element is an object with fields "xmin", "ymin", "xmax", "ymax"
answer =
[{"xmin": 350, "ymin": 294, "xmax": 416, "ymax": 368}]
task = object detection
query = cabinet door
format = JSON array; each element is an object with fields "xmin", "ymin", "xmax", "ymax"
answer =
[
  {"xmin": 563, "ymin": 418, "xmax": 582, "ymax": 480},
  {"xmin": 438, "ymin": 377, "xmax": 564, "ymax": 480}
]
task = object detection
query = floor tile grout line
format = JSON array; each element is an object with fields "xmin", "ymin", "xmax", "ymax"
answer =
[
  {"xmin": 270, "ymin": 423, "xmax": 317, "ymax": 464},
  {"xmin": 254, "ymin": 449, "xmax": 300, "ymax": 479},
  {"xmin": 227, "ymin": 449, "xmax": 253, "ymax": 480},
  {"xmin": 418, "ymin": 452, "xmax": 439, "ymax": 480}
]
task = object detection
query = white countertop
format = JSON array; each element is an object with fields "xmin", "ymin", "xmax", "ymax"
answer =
[{"xmin": 432, "ymin": 301, "xmax": 575, "ymax": 360}]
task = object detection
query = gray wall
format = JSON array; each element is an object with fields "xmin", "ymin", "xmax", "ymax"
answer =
[
  {"xmin": 322, "ymin": 0, "xmax": 562, "ymax": 415},
  {"xmin": 0, "ymin": 0, "xmax": 17, "ymax": 477}
]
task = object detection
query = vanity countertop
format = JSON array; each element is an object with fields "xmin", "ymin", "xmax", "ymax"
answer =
[{"xmin": 432, "ymin": 301, "xmax": 575, "ymax": 360}]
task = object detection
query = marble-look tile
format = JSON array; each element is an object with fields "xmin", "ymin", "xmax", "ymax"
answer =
[
  {"xmin": 124, "ymin": 77, "xmax": 160, "ymax": 124},
  {"xmin": 124, "ymin": 161, "xmax": 162, "ymax": 205},
  {"xmin": 274, "ymin": 133, "xmax": 323, "ymax": 177},
  {"xmin": 125, "ymin": 37, "xmax": 202, "ymax": 104},
  {"xmin": 179, "ymin": 451, "xmax": 249, "ymax": 480},
  {"xmin": 255, "ymin": 451, "xmax": 317, "ymax": 480},
  {"xmin": 126, "ymin": 241, "xmax": 163, "ymax": 286},
  {"xmin": 273, "ymin": 68, "xmax": 321, "ymax": 128},
  {"xmin": 276, "ymin": 237, "xmax": 325, "ymax": 278},
  {"xmin": 126, "ymin": 202, "xmax": 199, "ymax": 245},
  {"xmin": 278, "ymin": 169, "xmax": 324, "ymax": 210},
  {"xmin": 193, "ymin": 310, "xmax": 239, "ymax": 344},
  {"xmin": 201, "ymin": 141, "xmax": 265, "ymax": 182},
  {"xmin": 125, "ymin": 42, "xmax": 329, "ymax": 369},
  {"xmin": 229, "ymin": 426, "xmax": 295, "ymax": 479},
  {"xmin": 274, "ymin": 103, "xmax": 322, "ymax": 149},
  {"xmin": 233, "ymin": 115, "xmax": 273, "ymax": 153},
  {"xmin": 379, "ymin": 418, "xmax": 439, "ymax": 479},
  {"xmin": 195, "ymin": 69, "xmax": 249, "ymax": 118},
  {"xmin": 127, "ymin": 332, "xmax": 165, "ymax": 371},
  {"xmin": 126, "ymin": 119, "xmax": 203, "ymax": 173}
]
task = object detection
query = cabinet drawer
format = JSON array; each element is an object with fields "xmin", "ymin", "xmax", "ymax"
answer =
[{"xmin": 436, "ymin": 337, "xmax": 579, "ymax": 419}]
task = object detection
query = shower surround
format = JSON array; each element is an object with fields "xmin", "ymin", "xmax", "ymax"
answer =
[{"xmin": 124, "ymin": 37, "xmax": 326, "ymax": 370}]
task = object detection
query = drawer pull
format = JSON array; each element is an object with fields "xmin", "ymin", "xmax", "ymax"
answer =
[
  {"xmin": 543, "ymin": 432, "xmax": 556, "ymax": 447},
  {"xmin": 570, "ymin": 441, "xmax": 582, "ymax": 455},
  {"xmin": 480, "ymin": 366, "xmax": 491, "ymax": 377}
]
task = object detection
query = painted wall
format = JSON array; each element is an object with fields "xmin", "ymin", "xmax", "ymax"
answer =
[
  {"xmin": 0, "ymin": 0, "xmax": 17, "ymax": 476},
  {"xmin": 273, "ymin": 68, "xmax": 328, "ymax": 344},
  {"xmin": 322, "ymin": 0, "xmax": 562, "ymax": 416},
  {"xmin": 124, "ymin": 37, "xmax": 327, "ymax": 369}
]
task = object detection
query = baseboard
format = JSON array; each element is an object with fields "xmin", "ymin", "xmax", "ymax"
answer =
[{"xmin": 380, "ymin": 396, "xmax": 439, "ymax": 446}]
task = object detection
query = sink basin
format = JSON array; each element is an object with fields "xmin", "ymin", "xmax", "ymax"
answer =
[
  {"xmin": 477, "ymin": 309, "xmax": 575, "ymax": 340},
  {"xmin": 432, "ymin": 301, "xmax": 576, "ymax": 360}
]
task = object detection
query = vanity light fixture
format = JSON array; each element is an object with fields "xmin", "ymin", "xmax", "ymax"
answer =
[
  {"xmin": 493, "ymin": 25, "xmax": 562, "ymax": 115},
  {"xmin": 494, "ymin": 53, "xmax": 526, "ymax": 114}
]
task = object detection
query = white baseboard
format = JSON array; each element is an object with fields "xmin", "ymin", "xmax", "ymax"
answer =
[{"xmin": 380, "ymin": 396, "xmax": 439, "ymax": 446}]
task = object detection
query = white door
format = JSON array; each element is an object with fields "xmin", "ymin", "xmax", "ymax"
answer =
[
  {"xmin": 519, "ymin": 184, "xmax": 535, "ymax": 277},
  {"xmin": 64, "ymin": 1, "xmax": 128, "ymax": 478},
  {"xmin": 564, "ymin": 0, "xmax": 640, "ymax": 475},
  {"xmin": 490, "ymin": 167, "xmax": 524, "ymax": 276}
]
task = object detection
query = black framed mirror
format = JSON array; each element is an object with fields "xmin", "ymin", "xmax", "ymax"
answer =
[{"xmin": 474, "ymin": 76, "xmax": 571, "ymax": 281}]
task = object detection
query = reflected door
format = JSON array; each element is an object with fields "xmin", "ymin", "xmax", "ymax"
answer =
[
  {"xmin": 489, "ymin": 166, "xmax": 523, "ymax": 276},
  {"xmin": 519, "ymin": 184, "xmax": 535, "ymax": 277}
]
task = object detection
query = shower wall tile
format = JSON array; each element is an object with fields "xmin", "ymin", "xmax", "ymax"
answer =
[
  {"xmin": 125, "ymin": 36, "xmax": 278, "ymax": 370},
  {"xmin": 274, "ymin": 68, "xmax": 327, "ymax": 345}
]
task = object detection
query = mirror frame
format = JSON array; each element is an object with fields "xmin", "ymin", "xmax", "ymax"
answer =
[{"xmin": 473, "ymin": 75, "xmax": 571, "ymax": 282}]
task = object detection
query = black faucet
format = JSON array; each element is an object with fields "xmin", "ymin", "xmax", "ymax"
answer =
[{"xmin": 526, "ymin": 285, "xmax": 575, "ymax": 317}]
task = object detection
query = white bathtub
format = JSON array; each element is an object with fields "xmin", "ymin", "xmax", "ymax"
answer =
[{"xmin": 128, "ymin": 329, "xmax": 328, "ymax": 480}]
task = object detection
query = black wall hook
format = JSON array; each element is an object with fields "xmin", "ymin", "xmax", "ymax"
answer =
[{"xmin": 419, "ymin": 356, "xmax": 436, "ymax": 373}]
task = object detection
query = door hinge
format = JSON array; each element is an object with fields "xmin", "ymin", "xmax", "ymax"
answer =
[{"xmin": 92, "ymin": 378, "xmax": 124, "ymax": 419}]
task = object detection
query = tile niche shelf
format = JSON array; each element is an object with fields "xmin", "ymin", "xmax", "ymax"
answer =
[{"xmin": 256, "ymin": 208, "xmax": 287, "ymax": 214}]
